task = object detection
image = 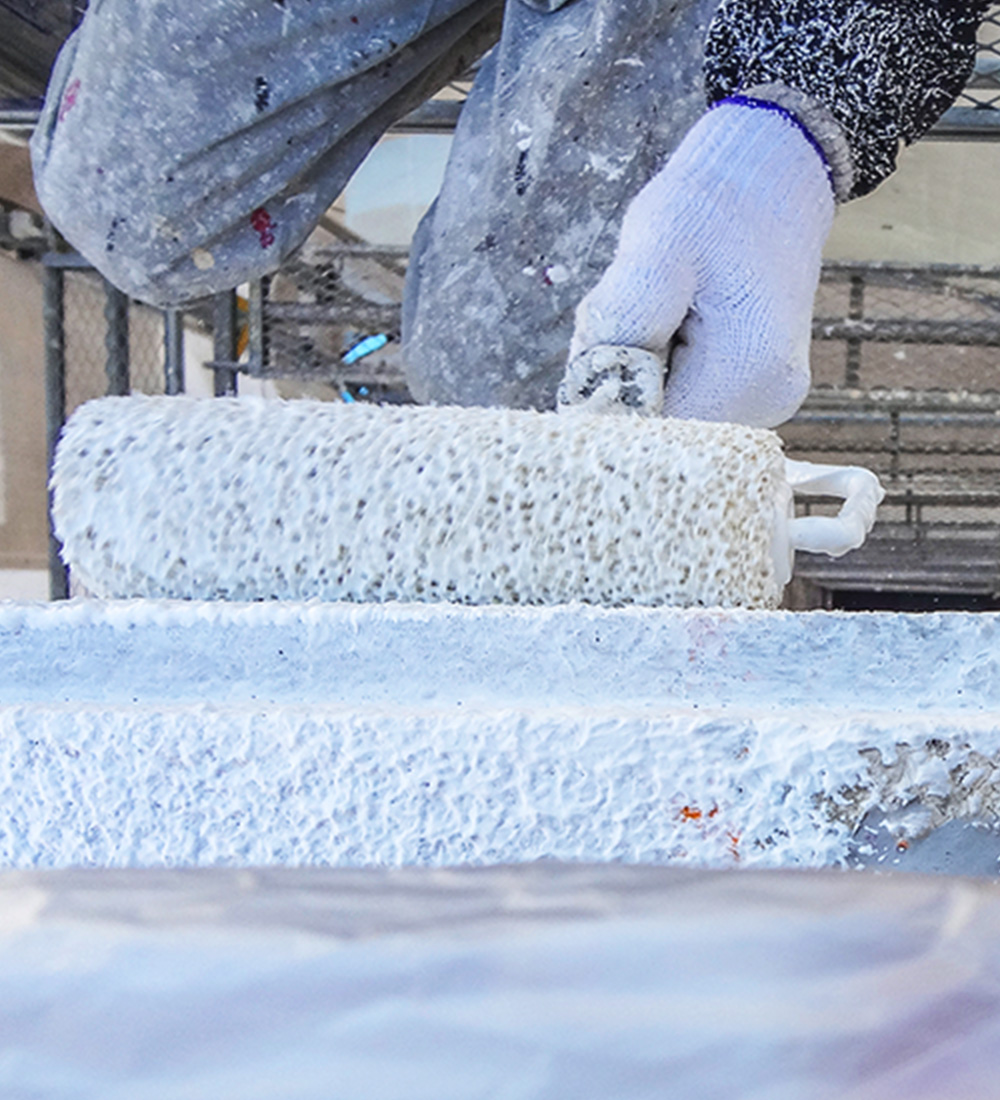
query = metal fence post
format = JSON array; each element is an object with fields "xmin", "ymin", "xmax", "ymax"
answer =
[
  {"xmin": 164, "ymin": 308, "xmax": 185, "ymax": 394},
  {"xmin": 247, "ymin": 277, "xmax": 268, "ymax": 378},
  {"xmin": 212, "ymin": 291, "xmax": 239, "ymax": 396},
  {"xmin": 845, "ymin": 273, "xmax": 865, "ymax": 388},
  {"xmin": 103, "ymin": 279, "xmax": 130, "ymax": 395},
  {"xmin": 42, "ymin": 251, "xmax": 69, "ymax": 600}
]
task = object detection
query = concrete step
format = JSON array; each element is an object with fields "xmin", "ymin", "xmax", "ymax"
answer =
[{"xmin": 1, "ymin": 599, "xmax": 999, "ymax": 870}]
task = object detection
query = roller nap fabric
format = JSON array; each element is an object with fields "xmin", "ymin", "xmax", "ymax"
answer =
[{"xmin": 52, "ymin": 396, "xmax": 788, "ymax": 608}]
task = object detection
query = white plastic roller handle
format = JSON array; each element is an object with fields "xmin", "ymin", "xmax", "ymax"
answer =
[{"xmin": 771, "ymin": 460, "xmax": 886, "ymax": 589}]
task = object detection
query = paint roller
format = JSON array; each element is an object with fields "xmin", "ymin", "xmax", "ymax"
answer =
[{"xmin": 51, "ymin": 396, "xmax": 882, "ymax": 608}]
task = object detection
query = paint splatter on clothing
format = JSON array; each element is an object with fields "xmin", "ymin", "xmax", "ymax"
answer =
[
  {"xmin": 250, "ymin": 207, "xmax": 276, "ymax": 249},
  {"xmin": 57, "ymin": 77, "xmax": 81, "ymax": 122}
]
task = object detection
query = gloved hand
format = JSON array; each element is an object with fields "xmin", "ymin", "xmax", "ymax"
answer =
[{"xmin": 562, "ymin": 99, "xmax": 837, "ymax": 428}]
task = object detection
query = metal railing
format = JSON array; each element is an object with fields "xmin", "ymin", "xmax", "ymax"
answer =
[
  {"xmin": 35, "ymin": 253, "xmax": 1000, "ymax": 603},
  {"xmin": 780, "ymin": 262, "xmax": 1000, "ymax": 600},
  {"xmin": 39, "ymin": 246, "xmax": 195, "ymax": 596}
]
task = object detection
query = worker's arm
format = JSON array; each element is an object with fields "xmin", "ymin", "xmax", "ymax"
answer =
[
  {"xmin": 703, "ymin": 0, "xmax": 990, "ymax": 201},
  {"xmin": 563, "ymin": 0, "xmax": 991, "ymax": 427}
]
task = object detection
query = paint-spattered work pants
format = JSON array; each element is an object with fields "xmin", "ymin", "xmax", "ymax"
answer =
[{"xmin": 32, "ymin": 0, "xmax": 717, "ymax": 408}]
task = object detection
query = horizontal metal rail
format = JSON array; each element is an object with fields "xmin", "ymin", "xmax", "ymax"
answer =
[
  {"xmin": 931, "ymin": 106, "xmax": 1000, "ymax": 139},
  {"xmin": 821, "ymin": 261, "xmax": 1000, "ymax": 278},
  {"xmin": 800, "ymin": 388, "xmax": 1000, "ymax": 412},
  {"xmin": 303, "ymin": 246, "xmax": 410, "ymax": 262},
  {"xmin": 262, "ymin": 300, "xmax": 401, "ymax": 328},
  {"xmin": 812, "ymin": 318, "xmax": 1000, "ymax": 345}
]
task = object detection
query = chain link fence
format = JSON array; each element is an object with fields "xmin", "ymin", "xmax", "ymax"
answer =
[
  {"xmin": 61, "ymin": 267, "xmax": 172, "ymax": 416},
  {"xmin": 956, "ymin": 6, "xmax": 1000, "ymax": 111},
  {"xmin": 247, "ymin": 241, "xmax": 408, "ymax": 402},
  {"xmin": 41, "ymin": 252, "xmax": 192, "ymax": 595}
]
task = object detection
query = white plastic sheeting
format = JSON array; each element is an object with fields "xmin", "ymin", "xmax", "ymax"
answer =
[
  {"xmin": 1, "ymin": 599, "xmax": 999, "ymax": 871},
  {"xmin": 1, "ymin": 863, "xmax": 1000, "ymax": 1098}
]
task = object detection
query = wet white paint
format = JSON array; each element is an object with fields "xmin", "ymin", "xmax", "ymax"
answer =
[
  {"xmin": 0, "ymin": 599, "xmax": 998, "ymax": 870},
  {"xmin": 52, "ymin": 397, "xmax": 789, "ymax": 609}
]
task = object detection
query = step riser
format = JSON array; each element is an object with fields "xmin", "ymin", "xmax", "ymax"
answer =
[
  {"xmin": 3, "ymin": 602, "xmax": 999, "ymax": 870},
  {"xmin": 2, "ymin": 602, "xmax": 998, "ymax": 711},
  {"xmin": 2, "ymin": 703, "xmax": 1000, "ymax": 870}
]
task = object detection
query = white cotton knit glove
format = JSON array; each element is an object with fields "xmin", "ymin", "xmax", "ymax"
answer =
[{"xmin": 564, "ymin": 100, "xmax": 837, "ymax": 428}]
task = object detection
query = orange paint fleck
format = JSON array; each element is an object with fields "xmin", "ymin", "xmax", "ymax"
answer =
[
  {"xmin": 707, "ymin": 806, "xmax": 719, "ymax": 819},
  {"xmin": 896, "ymin": 839, "xmax": 909, "ymax": 852},
  {"xmin": 727, "ymin": 832, "xmax": 741, "ymax": 861},
  {"xmin": 680, "ymin": 806, "xmax": 702, "ymax": 822}
]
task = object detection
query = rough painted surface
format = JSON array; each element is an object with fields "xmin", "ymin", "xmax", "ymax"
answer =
[
  {"xmin": 1, "ymin": 600, "xmax": 999, "ymax": 870},
  {"xmin": 3, "ymin": 699, "xmax": 1000, "ymax": 871}
]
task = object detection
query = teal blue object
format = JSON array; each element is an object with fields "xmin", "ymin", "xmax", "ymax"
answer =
[{"xmin": 342, "ymin": 334, "xmax": 389, "ymax": 365}]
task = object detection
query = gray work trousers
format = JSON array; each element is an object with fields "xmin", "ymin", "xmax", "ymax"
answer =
[
  {"xmin": 32, "ymin": 0, "xmax": 719, "ymax": 409},
  {"xmin": 31, "ymin": 0, "xmax": 505, "ymax": 305}
]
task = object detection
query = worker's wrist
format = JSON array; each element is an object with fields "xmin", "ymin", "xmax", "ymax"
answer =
[{"xmin": 715, "ymin": 82, "xmax": 854, "ymax": 202}]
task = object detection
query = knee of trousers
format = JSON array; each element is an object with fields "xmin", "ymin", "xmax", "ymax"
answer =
[{"xmin": 32, "ymin": 132, "xmax": 325, "ymax": 308}]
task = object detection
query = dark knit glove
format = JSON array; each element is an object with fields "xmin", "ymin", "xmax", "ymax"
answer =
[{"xmin": 704, "ymin": 0, "xmax": 990, "ymax": 199}]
